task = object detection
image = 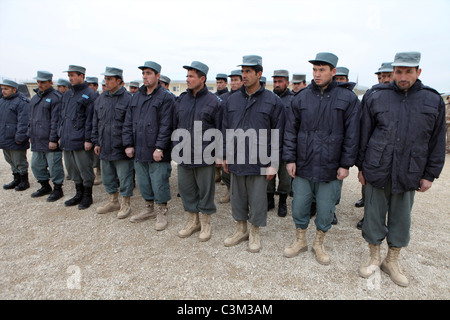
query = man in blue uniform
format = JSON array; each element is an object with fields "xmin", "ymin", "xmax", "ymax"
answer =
[
  {"xmin": 59, "ymin": 65, "xmax": 96, "ymax": 210},
  {"xmin": 358, "ymin": 52, "xmax": 446, "ymax": 287},
  {"xmin": 29, "ymin": 71, "xmax": 65, "ymax": 202},
  {"xmin": 0, "ymin": 79, "xmax": 30, "ymax": 191}
]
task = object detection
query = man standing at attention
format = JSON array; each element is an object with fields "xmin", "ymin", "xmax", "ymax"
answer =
[
  {"xmin": 123, "ymin": 61, "xmax": 174, "ymax": 231},
  {"xmin": 173, "ymin": 61, "xmax": 223, "ymax": 242},
  {"xmin": 0, "ymin": 79, "xmax": 30, "ymax": 191},
  {"xmin": 222, "ymin": 55, "xmax": 285, "ymax": 253},
  {"xmin": 283, "ymin": 52, "xmax": 360, "ymax": 265},
  {"xmin": 59, "ymin": 65, "xmax": 96, "ymax": 210},
  {"xmin": 28, "ymin": 71, "xmax": 65, "ymax": 202},
  {"xmin": 92, "ymin": 67, "xmax": 134, "ymax": 219},
  {"xmin": 357, "ymin": 52, "xmax": 446, "ymax": 287}
]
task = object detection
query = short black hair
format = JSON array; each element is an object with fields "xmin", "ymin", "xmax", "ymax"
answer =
[
  {"xmin": 193, "ymin": 69, "xmax": 207, "ymax": 83},
  {"xmin": 249, "ymin": 65, "xmax": 263, "ymax": 74}
]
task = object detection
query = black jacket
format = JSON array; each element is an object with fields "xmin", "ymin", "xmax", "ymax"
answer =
[
  {"xmin": 92, "ymin": 86, "xmax": 132, "ymax": 161},
  {"xmin": 173, "ymin": 86, "xmax": 223, "ymax": 168},
  {"xmin": 122, "ymin": 84, "xmax": 174, "ymax": 162},
  {"xmin": 222, "ymin": 85, "xmax": 285, "ymax": 176},
  {"xmin": 29, "ymin": 87, "xmax": 62, "ymax": 152},
  {"xmin": 357, "ymin": 80, "xmax": 446, "ymax": 193},
  {"xmin": 58, "ymin": 82, "xmax": 96, "ymax": 151},
  {"xmin": 283, "ymin": 80, "xmax": 361, "ymax": 182},
  {"xmin": 0, "ymin": 92, "xmax": 30, "ymax": 150}
]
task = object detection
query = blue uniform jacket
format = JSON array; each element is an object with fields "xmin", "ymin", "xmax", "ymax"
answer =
[
  {"xmin": 29, "ymin": 87, "xmax": 62, "ymax": 152},
  {"xmin": 58, "ymin": 82, "xmax": 96, "ymax": 151},
  {"xmin": 357, "ymin": 80, "xmax": 446, "ymax": 193},
  {"xmin": 173, "ymin": 85, "xmax": 223, "ymax": 168},
  {"xmin": 92, "ymin": 86, "xmax": 132, "ymax": 161},
  {"xmin": 122, "ymin": 84, "xmax": 174, "ymax": 162},
  {"xmin": 222, "ymin": 85, "xmax": 285, "ymax": 176},
  {"xmin": 283, "ymin": 80, "xmax": 361, "ymax": 182},
  {"xmin": 0, "ymin": 92, "xmax": 30, "ymax": 150}
]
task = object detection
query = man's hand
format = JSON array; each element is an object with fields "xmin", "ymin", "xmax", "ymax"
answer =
[
  {"xmin": 337, "ymin": 167, "xmax": 349, "ymax": 180},
  {"xmin": 94, "ymin": 146, "xmax": 101, "ymax": 156},
  {"xmin": 222, "ymin": 159, "xmax": 229, "ymax": 174},
  {"xmin": 125, "ymin": 147, "xmax": 135, "ymax": 158},
  {"xmin": 358, "ymin": 171, "xmax": 366, "ymax": 186},
  {"xmin": 49, "ymin": 141, "xmax": 58, "ymax": 150},
  {"xmin": 286, "ymin": 163, "xmax": 296, "ymax": 178},
  {"xmin": 153, "ymin": 149, "xmax": 163, "ymax": 162},
  {"xmin": 84, "ymin": 141, "xmax": 93, "ymax": 151},
  {"xmin": 418, "ymin": 179, "xmax": 432, "ymax": 192}
]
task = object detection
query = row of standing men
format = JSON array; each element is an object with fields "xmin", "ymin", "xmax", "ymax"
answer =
[{"xmin": 0, "ymin": 51, "xmax": 446, "ymax": 288}]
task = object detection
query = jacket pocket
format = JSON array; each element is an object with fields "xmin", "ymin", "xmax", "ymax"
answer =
[
  {"xmin": 365, "ymin": 143, "xmax": 385, "ymax": 168},
  {"xmin": 408, "ymin": 149, "xmax": 427, "ymax": 173}
]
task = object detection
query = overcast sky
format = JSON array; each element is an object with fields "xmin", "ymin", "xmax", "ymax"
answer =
[{"xmin": 1, "ymin": 0, "xmax": 449, "ymax": 93}]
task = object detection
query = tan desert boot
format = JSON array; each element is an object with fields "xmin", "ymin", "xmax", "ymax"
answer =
[
  {"xmin": 220, "ymin": 186, "xmax": 230, "ymax": 203},
  {"xmin": 359, "ymin": 244, "xmax": 381, "ymax": 278},
  {"xmin": 117, "ymin": 196, "xmax": 131, "ymax": 219},
  {"xmin": 224, "ymin": 220, "xmax": 249, "ymax": 247},
  {"xmin": 129, "ymin": 200, "xmax": 156, "ymax": 223},
  {"xmin": 312, "ymin": 230, "xmax": 330, "ymax": 265},
  {"xmin": 284, "ymin": 228, "xmax": 308, "ymax": 258},
  {"xmin": 96, "ymin": 192, "xmax": 120, "ymax": 214},
  {"xmin": 178, "ymin": 212, "xmax": 201, "ymax": 238},
  {"xmin": 381, "ymin": 247, "xmax": 409, "ymax": 287},
  {"xmin": 155, "ymin": 204, "xmax": 168, "ymax": 231},
  {"xmin": 199, "ymin": 213, "xmax": 212, "ymax": 242},
  {"xmin": 248, "ymin": 224, "xmax": 261, "ymax": 253}
]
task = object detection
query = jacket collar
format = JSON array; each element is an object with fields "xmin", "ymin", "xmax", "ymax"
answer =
[
  {"xmin": 310, "ymin": 79, "xmax": 338, "ymax": 94},
  {"xmin": 107, "ymin": 85, "xmax": 126, "ymax": 97},
  {"xmin": 33, "ymin": 86, "xmax": 55, "ymax": 98},
  {"xmin": 71, "ymin": 81, "xmax": 89, "ymax": 93},
  {"xmin": 241, "ymin": 83, "xmax": 265, "ymax": 99},
  {"xmin": 187, "ymin": 85, "xmax": 208, "ymax": 98},
  {"xmin": 392, "ymin": 78, "xmax": 422, "ymax": 94},
  {"xmin": 138, "ymin": 83, "xmax": 162, "ymax": 96}
]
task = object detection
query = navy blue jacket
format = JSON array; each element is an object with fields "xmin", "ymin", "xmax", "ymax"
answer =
[
  {"xmin": 283, "ymin": 80, "xmax": 360, "ymax": 182},
  {"xmin": 29, "ymin": 87, "xmax": 62, "ymax": 152},
  {"xmin": 58, "ymin": 82, "xmax": 96, "ymax": 151},
  {"xmin": 0, "ymin": 92, "xmax": 30, "ymax": 150},
  {"xmin": 92, "ymin": 86, "xmax": 132, "ymax": 161},
  {"xmin": 357, "ymin": 80, "xmax": 446, "ymax": 193},
  {"xmin": 173, "ymin": 86, "xmax": 223, "ymax": 168},
  {"xmin": 222, "ymin": 85, "xmax": 285, "ymax": 176},
  {"xmin": 123, "ymin": 84, "xmax": 174, "ymax": 162}
]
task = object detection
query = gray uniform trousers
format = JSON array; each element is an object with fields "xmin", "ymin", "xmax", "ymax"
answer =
[
  {"xmin": 31, "ymin": 151, "xmax": 64, "ymax": 184},
  {"xmin": 63, "ymin": 149, "xmax": 95, "ymax": 187},
  {"xmin": 362, "ymin": 180, "xmax": 414, "ymax": 248},
  {"xmin": 178, "ymin": 164, "xmax": 216, "ymax": 215},
  {"xmin": 100, "ymin": 159, "xmax": 134, "ymax": 197},
  {"xmin": 230, "ymin": 174, "xmax": 269, "ymax": 227},
  {"xmin": 3, "ymin": 149, "xmax": 28, "ymax": 175}
]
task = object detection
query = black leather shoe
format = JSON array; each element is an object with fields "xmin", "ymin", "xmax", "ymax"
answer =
[
  {"xmin": 65, "ymin": 184, "xmax": 84, "ymax": 206},
  {"xmin": 78, "ymin": 186, "xmax": 93, "ymax": 210},
  {"xmin": 357, "ymin": 218, "xmax": 364, "ymax": 230},
  {"xmin": 267, "ymin": 193, "xmax": 275, "ymax": 210},
  {"xmin": 47, "ymin": 184, "xmax": 63, "ymax": 202},
  {"xmin": 355, "ymin": 199, "xmax": 364, "ymax": 207},
  {"xmin": 332, "ymin": 213, "xmax": 338, "ymax": 225},
  {"xmin": 15, "ymin": 173, "xmax": 30, "ymax": 191},
  {"xmin": 3, "ymin": 173, "xmax": 20, "ymax": 190},
  {"xmin": 31, "ymin": 180, "xmax": 52, "ymax": 198},
  {"xmin": 277, "ymin": 194, "xmax": 287, "ymax": 217}
]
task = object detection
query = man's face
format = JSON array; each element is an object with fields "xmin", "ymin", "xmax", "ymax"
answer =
[
  {"xmin": 1, "ymin": 85, "xmax": 16, "ymax": 98},
  {"xmin": 129, "ymin": 86, "xmax": 139, "ymax": 94},
  {"xmin": 57, "ymin": 86, "xmax": 69, "ymax": 94},
  {"xmin": 186, "ymin": 69, "xmax": 204, "ymax": 91},
  {"xmin": 380, "ymin": 72, "xmax": 393, "ymax": 84},
  {"xmin": 104, "ymin": 76, "xmax": 121, "ymax": 93},
  {"xmin": 230, "ymin": 76, "xmax": 242, "ymax": 91},
  {"xmin": 313, "ymin": 64, "xmax": 336, "ymax": 88},
  {"xmin": 142, "ymin": 68, "xmax": 159, "ymax": 88},
  {"xmin": 88, "ymin": 83, "xmax": 98, "ymax": 92},
  {"xmin": 393, "ymin": 66, "xmax": 421, "ymax": 91},
  {"xmin": 335, "ymin": 75, "xmax": 348, "ymax": 83},
  {"xmin": 160, "ymin": 82, "xmax": 169, "ymax": 89},
  {"xmin": 68, "ymin": 72, "xmax": 85, "ymax": 86},
  {"xmin": 37, "ymin": 80, "xmax": 53, "ymax": 92},
  {"xmin": 273, "ymin": 77, "xmax": 289, "ymax": 95},
  {"xmin": 241, "ymin": 67, "xmax": 261, "ymax": 89},
  {"xmin": 292, "ymin": 82, "xmax": 306, "ymax": 92},
  {"xmin": 216, "ymin": 79, "xmax": 227, "ymax": 91}
]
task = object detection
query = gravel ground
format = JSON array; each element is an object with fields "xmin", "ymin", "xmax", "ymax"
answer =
[{"xmin": 0, "ymin": 152, "xmax": 449, "ymax": 300}]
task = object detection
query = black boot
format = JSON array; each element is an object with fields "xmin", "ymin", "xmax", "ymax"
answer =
[
  {"xmin": 332, "ymin": 212, "xmax": 338, "ymax": 225},
  {"xmin": 3, "ymin": 173, "xmax": 20, "ymax": 190},
  {"xmin": 47, "ymin": 183, "xmax": 64, "ymax": 202},
  {"xmin": 278, "ymin": 193, "xmax": 288, "ymax": 217},
  {"xmin": 355, "ymin": 198, "xmax": 364, "ymax": 207},
  {"xmin": 267, "ymin": 193, "xmax": 275, "ymax": 210},
  {"xmin": 356, "ymin": 217, "xmax": 364, "ymax": 230},
  {"xmin": 31, "ymin": 180, "xmax": 52, "ymax": 198},
  {"xmin": 65, "ymin": 184, "xmax": 84, "ymax": 206},
  {"xmin": 15, "ymin": 173, "xmax": 30, "ymax": 191},
  {"xmin": 78, "ymin": 186, "xmax": 93, "ymax": 210}
]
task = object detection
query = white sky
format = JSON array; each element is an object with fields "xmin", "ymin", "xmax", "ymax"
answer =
[{"xmin": 1, "ymin": 0, "xmax": 449, "ymax": 93}]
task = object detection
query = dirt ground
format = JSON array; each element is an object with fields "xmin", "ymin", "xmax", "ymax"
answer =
[{"xmin": 0, "ymin": 151, "xmax": 449, "ymax": 300}]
